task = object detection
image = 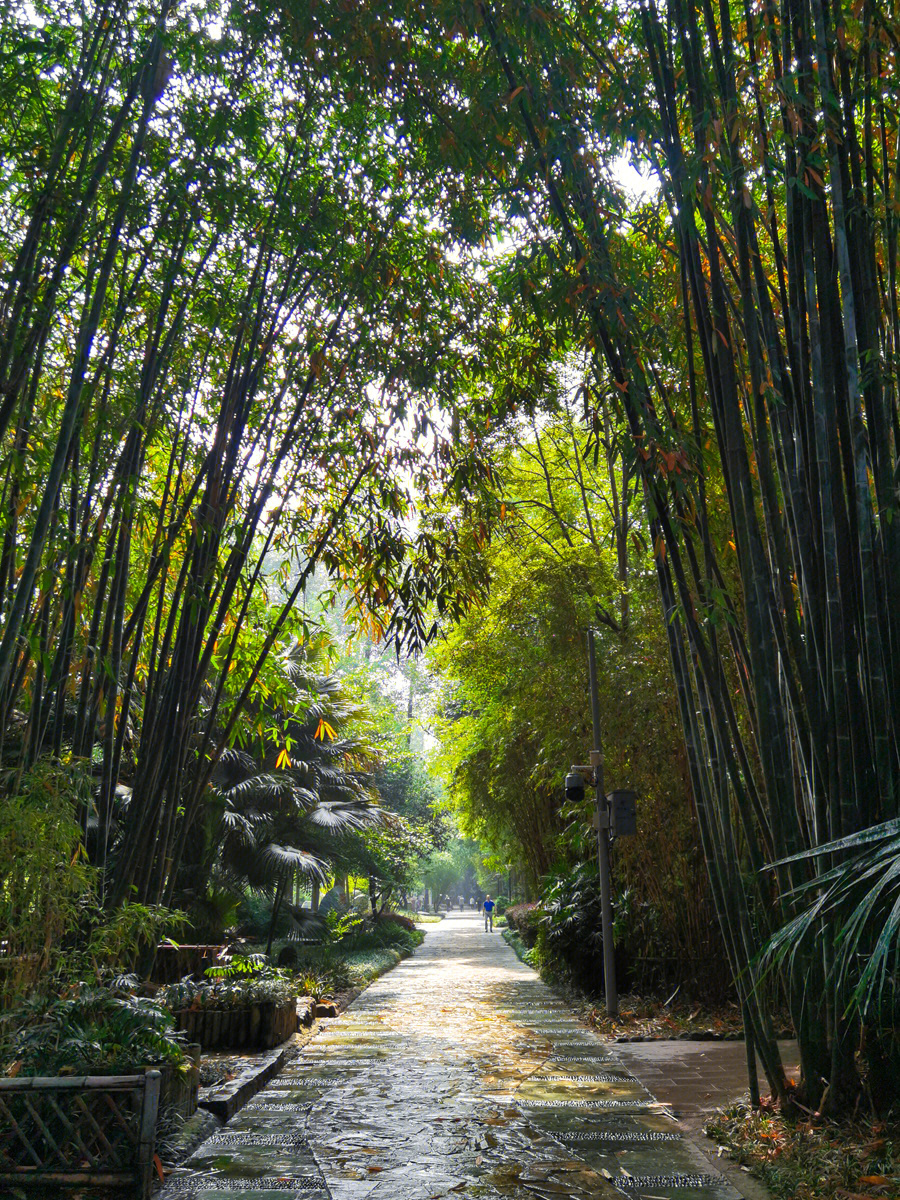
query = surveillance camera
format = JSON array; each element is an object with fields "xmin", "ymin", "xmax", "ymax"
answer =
[{"xmin": 564, "ymin": 772, "xmax": 586, "ymax": 802}]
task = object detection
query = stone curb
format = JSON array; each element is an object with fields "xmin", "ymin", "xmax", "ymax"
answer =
[
  {"xmin": 198, "ymin": 1046, "xmax": 287, "ymax": 1120},
  {"xmin": 612, "ymin": 1030, "xmax": 793, "ymax": 1042}
]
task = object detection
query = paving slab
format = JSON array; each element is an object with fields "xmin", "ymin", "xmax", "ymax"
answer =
[
  {"xmin": 159, "ymin": 912, "xmax": 762, "ymax": 1200},
  {"xmin": 611, "ymin": 1040, "xmax": 800, "ymax": 1126}
]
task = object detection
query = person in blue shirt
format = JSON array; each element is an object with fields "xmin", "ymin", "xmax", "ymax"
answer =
[{"xmin": 483, "ymin": 895, "xmax": 495, "ymax": 932}]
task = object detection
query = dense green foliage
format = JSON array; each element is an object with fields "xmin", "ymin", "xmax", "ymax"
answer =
[
  {"xmin": 4, "ymin": 0, "xmax": 900, "ymax": 1119},
  {"xmin": 163, "ymin": 956, "xmax": 296, "ymax": 1011},
  {"xmin": 430, "ymin": 417, "xmax": 723, "ymax": 988},
  {"xmin": 285, "ymin": 913, "xmax": 425, "ymax": 999},
  {"xmin": 4, "ymin": 985, "xmax": 185, "ymax": 1076}
]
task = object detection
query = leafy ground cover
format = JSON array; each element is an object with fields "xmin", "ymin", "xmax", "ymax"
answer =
[
  {"xmin": 163, "ymin": 955, "xmax": 296, "ymax": 1012},
  {"xmin": 282, "ymin": 914, "xmax": 425, "ymax": 1003},
  {"xmin": 707, "ymin": 1102, "xmax": 900, "ymax": 1200},
  {"xmin": 502, "ymin": 927, "xmax": 534, "ymax": 966},
  {"xmin": 341, "ymin": 947, "xmax": 408, "ymax": 983}
]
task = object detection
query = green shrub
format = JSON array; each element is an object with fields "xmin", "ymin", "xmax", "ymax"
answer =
[
  {"xmin": 292, "ymin": 946, "xmax": 355, "ymax": 998},
  {"xmin": 502, "ymin": 928, "xmax": 537, "ymax": 967},
  {"xmin": 4, "ymin": 982, "xmax": 186, "ymax": 1076},
  {"xmin": 162, "ymin": 955, "xmax": 295, "ymax": 1011},
  {"xmin": 325, "ymin": 910, "xmax": 366, "ymax": 942},
  {"xmin": 0, "ymin": 758, "xmax": 94, "ymax": 1002},
  {"xmin": 381, "ymin": 911, "xmax": 417, "ymax": 932},
  {"xmin": 339, "ymin": 914, "xmax": 423, "ymax": 955},
  {"xmin": 236, "ymin": 893, "xmax": 292, "ymax": 940},
  {"xmin": 276, "ymin": 943, "xmax": 299, "ymax": 968},
  {"xmin": 539, "ymin": 867, "xmax": 637, "ymax": 995},
  {"xmin": 505, "ymin": 902, "xmax": 542, "ymax": 947}
]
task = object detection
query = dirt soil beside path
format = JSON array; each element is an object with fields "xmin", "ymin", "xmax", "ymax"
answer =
[{"xmin": 585, "ymin": 997, "xmax": 747, "ymax": 1042}]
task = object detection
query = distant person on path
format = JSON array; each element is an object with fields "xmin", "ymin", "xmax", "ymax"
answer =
[{"xmin": 483, "ymin": 895, "xmax": 495, "ymax": 932}]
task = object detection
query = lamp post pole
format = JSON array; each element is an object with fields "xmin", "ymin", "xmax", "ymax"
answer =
[{"xmin": 588, "ymin": 627, "xmax": 618, "ymax": 1018}]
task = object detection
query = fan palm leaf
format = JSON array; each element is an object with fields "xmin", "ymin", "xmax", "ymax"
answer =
[
  {"xmin": 261, "ymin": 844, "xmax": 328, "ymax": 882},
  {"xmin": 306, "ymin": 800, "xmax": 385, "ymax": 831},
  {"xmin": 761, "ymin": 820, "xmax": 900, "ymax": 1018}
]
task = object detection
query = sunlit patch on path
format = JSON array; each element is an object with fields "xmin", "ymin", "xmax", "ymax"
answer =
[{"xmin": 159, "ymin": 913, "xmax": 744, "ymax": 1200}]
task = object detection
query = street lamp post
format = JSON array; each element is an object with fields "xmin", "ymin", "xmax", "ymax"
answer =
[
  {"xmin": 564, "ymin": 629, "xmax": 637, "ymax": 1019},
  {"xmin": 588, "ymin": 627, "xmax": 618, "ymax": 1019}
]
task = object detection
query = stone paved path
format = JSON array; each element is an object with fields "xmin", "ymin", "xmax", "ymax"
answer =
[{"xmin": 159, "ymin": 912, "xmax": 745, "ymax": 1200}]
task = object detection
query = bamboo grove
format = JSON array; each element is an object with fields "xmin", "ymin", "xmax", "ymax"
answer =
[
  {"xmin": 6, "ymin": 0, "xmax": 900, "ymax": 1118},
  {"xmin": 311, "ymin": 0, "xmax": 900, "ymax": 1111},
  {"xmin": 457, "ymin": 0, "xmax": 900, "ymax": 1112},
  {"xmin": 0, "ymin": 0, "xmax": 501, "ymax": 916}
]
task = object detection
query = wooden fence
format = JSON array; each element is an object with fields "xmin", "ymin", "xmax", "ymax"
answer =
[{"xmin": 0, "ymin": 1071, "xmax": 160, "ymax": 1198}]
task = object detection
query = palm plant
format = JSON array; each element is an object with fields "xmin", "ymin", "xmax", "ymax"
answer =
[
  {"xmin": 760, "ymin": 824, "xmax": 900, "ymax": 1110},
  {"xmin": 763, "ymin": 822, "xmax": 900, "ymax": 1023},
  {"xmin": 178, "ymin": 642, "xmax": 385, "ymax": 951}
]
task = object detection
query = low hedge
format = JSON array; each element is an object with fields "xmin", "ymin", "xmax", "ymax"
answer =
[
  {"xmin": 505, "ymin": 902, "xmax": 542, "ymax": 948},
  {"xmin": 380, "ymin": 911, "xmax": 417, "ymax": 932}
]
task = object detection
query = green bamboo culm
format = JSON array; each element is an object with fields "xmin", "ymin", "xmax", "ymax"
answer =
[{"xmin": 468, "ymin": 0, "xmax": 900, "ymax": 1113}]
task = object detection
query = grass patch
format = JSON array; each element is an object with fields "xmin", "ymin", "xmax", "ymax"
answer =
[
  {"xmin": 342, "ymin": 947, "xmax": 402, "ymax": 983},
  {"xmin": 706, "ymin": 1100, "xmax": 900, "ymax": 1199}
]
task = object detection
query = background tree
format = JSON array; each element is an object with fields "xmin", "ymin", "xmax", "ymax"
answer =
[{"xmin": 430, "ymin": 406, "xmax": 723, "ymax": 987}]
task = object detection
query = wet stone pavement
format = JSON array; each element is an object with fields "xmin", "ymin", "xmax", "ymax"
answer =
[{"xmin": 159, "ymin": 912, "xmax": 744, "ymax": 1200}]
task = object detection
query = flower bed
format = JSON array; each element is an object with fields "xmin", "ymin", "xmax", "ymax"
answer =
[{"xmin": 163, "ymin": 956, "xmax": 297, "ymax": 1050}]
